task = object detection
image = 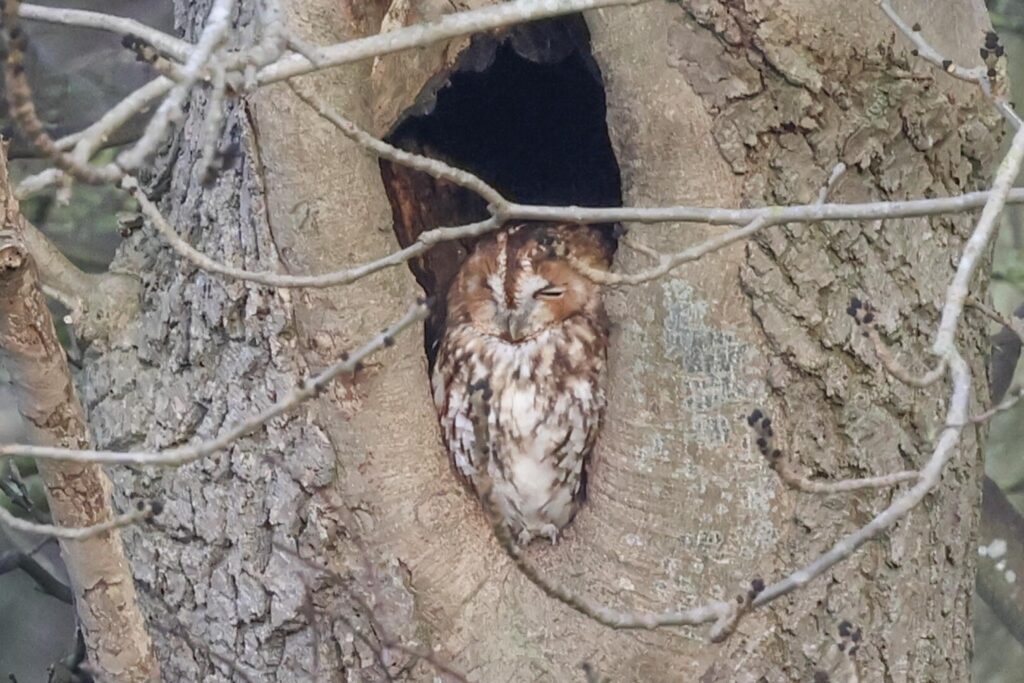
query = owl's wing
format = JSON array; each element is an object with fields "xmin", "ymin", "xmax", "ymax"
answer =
[
  {"xmin": 432, "ymin": 342, "xmax": 485, "ymax": 495},
  {"xmin": 572, "ymin": 406, "xmax": 602, "ymax": 504}
]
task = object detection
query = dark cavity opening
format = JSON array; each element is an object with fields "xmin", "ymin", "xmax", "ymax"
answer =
[{"xmin": 379, "ymin": 15, "xmax": 623, "ymax": 364}]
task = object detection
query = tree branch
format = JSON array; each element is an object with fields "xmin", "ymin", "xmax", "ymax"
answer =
[
  {"xmin": 746, "ymin": 410, "xmax": 920, "ymax": 494},
  {"xmin": 934, "ymin": 118, "xmax": 1024, "ymax": 354},
  {"xmin": 9, "ymin": 209, "xmax": 140, "ymax": 345},
  {"xmin": 15, "ymin": 77, "xmax": 175, "ymax": 198},
  {"xmin": 847, "ymin": 298, "xmax": 946, "ymax": 388},
  {"xmin": 289, "ymin": 82, "xmax": 506, "ymax": 208},
  {"xmin": 115, "ymin": 0, "xmax": 236, "ymax": 172},
  {"xmin": 18, "ymin": 2, "xmax": 190, "ymax": 61},
  {"xmin": 254, "ymin": 0, "xmax": 653, "ymax": 86},
  {"xmin": 0, "ymin": 145, "xmax": 158, "ymax": 681},
  {"xmin": 752, "ymin": 101, "xmax": 1024, "ymax": 610},
  {"xmin": 0, "ymin": 301, "xmax": 429, "ymax": 468},
  {"xmin": 466, "ymin": 382, "xmax": 758, "ymax": 641},
  {"xmin": 754, "ymin": 350, "xmax": 972, "ymax": 605},
  {"xmin": 1, "ymin": 0, "xmax": 121, "ymax": 185},
  {"xmin": 878, "ymin": 0, "xmax": 1020, "ymax": 128},
  {"xmin": 126, "ymin": 79, "xmax": 1024, "ymax": 294}
]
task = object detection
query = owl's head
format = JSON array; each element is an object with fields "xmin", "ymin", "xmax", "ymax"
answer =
[{"xmin": 447, "ymin": 223, "xmax": 612, "ymax": 342}]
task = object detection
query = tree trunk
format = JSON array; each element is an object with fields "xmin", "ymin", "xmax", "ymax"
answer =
[{"xmin": 80, "ymin": 0, "xmax": 1000, "ymax": 680}]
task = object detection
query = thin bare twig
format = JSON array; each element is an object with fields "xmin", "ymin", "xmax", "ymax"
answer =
[
  {"xmin": 502, "ymin": 188, "xmax": 1024, "ymax": 226},
  {"xmin": 14, "ymin": 78, "xmax": 176, "ymax": 198},
  {"xmin": 465, "ymin": 382, "xmax": 752, "ymax": 638},
  {"xmin": 0, "ymin": 500, "xmax": 159, "ymax": 541},
  {"xmin": 568, "ymin": 215, "xmax": 771, "ymax": 285},
  {"xmin": 934, "ymin": 120, "xmax": 1024, "ymax": 353},
  {"xmin": 0, "ymin": 302, "xmax": 429, "ymax": 468},
  {"xmin": 13, "ymin": 0, "xmax": 654, "ymax": 189},
  {"xmin": 67, "ymin": 78, "xmax": 175, "ymax": 161},
  {"xmin": 773, "ymin": 464, "xmax": 920, "ymax": 495},
  {"xmin": 817, "ymin": 162, "xmax": 848, "ymax": 204},
  {"xmin": 129, "ymin": 148, "xmax": 1024, "ymax": 292},
  {"xmin": 755, "ymin": 350, "xmax": 972, "ymax": 605},
  {"xmin": 957, "ymin": 385, "xmax": 1024, "ymax": 426},
  {"xmin": 20, "ymin": 0, "xmax": 650, "ymax": 91},
  {"xmin": 847, "ymin": 299, "xmax": 946, "ymax": 388},
  {"xmin": 288, "ymin": 82, "xmax": 507, "ymax": 208},
  {"xmin": 2, "ymin": 0, "xmax": 121, "ymax": 184},
  {"xmin": 13, "ymin": 168, "xmax": 62, "ymax": 199},
  {"xmin": 24, "ymin": 0, "xmax": 654, "ymax": 182},
  {"xmin": 747, "ymin": 410, "xmax": 920, "ymax": 494},
  {"xmin": 116, "ymin": 0, "xmax": 237, "ymax": 172},
  {"xmin": 254, "ymin": 0, "xmax": 653, "ymax": 86},
  {"xmin": 124, "ymin": 173, "xmax": 500, "ymax": 288},
  {"xmin": 878, "ymin": 0, "xmax": 1021, "ymax": 128},
  {"xmin": 969, "ymin": 296, "xmax": 1024, "ymax": 343},
  {"xmin": 752, "ymin": 111, "xmax": 1024, "ymax": 609},
  {"xmin": 19, "ymin": 3, "xmax": 190, "ymax": 61},
  {"xmin": 748, "ymin": 111, "xmax": 1024, "ymax": 613}
]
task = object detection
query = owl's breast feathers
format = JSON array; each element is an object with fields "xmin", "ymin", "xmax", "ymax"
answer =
[{"xmin": 432, "ymin": 313, "xmax": 607, "ymax": 543}]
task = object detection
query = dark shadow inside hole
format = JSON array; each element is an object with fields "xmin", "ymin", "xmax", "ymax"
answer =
[{"xmin": 380, "ymin": 16, "xmax": 623, "ymax": 363}]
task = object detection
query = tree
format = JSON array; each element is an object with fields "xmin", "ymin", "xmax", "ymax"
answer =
[{"xmin": 0, "ymin": 0, "xmax": 1017, "ymax": 680}]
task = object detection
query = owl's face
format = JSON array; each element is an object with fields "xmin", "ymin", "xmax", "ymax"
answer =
[{"xmin": 447, "ymin": 224, "xmax": 610, "ymax": 343}]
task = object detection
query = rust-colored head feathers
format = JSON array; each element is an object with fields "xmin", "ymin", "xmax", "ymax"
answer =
[{"xmin": 446, "ymin": 223, "xmax": 611, "ymax": 343}]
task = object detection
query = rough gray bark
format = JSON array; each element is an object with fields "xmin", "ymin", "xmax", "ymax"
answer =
[{"xmin": 78, "ymin": 0, "xmax": 999, "ymax": 680}]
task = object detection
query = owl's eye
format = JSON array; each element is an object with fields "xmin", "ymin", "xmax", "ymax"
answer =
[{"xmin": 534, "ymin": 286, "xmax": 565, "ymax": 300}]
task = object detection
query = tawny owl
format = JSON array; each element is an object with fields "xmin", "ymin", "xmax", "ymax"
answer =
[{"xmin": 431, "ymin": 222, "xmax": 612, "ymax": 545}]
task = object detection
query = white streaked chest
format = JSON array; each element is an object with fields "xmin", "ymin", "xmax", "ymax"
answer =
[{"xmin": 434, "ymin": 324, "xmax": 604, "ymax": 533}]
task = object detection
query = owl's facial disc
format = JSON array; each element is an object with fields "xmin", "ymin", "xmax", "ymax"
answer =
[{"xmin": 450, "ymin": 226, "xmax": 605, "ymax": 344}]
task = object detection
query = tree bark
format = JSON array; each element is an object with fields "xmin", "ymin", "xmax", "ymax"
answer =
[{"xmin": 80, "ymin": 0, "xmax": 1000, "ymax": 680}]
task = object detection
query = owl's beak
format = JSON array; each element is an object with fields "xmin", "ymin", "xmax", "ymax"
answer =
[
  {"xmin": 499, "ymin": 305, "xmax": 531, "ymax": 342},
  {"xmin": 507, "ymin": 311, "xmax": 529, "ymax": 342}
]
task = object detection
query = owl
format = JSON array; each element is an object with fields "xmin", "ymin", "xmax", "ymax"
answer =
[{"xmin": 431, "ymin": 222, "xmax": 613, "ymax": 545}]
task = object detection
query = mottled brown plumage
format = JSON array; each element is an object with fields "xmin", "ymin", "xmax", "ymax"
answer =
[{"xmin": 431, "ymin": 223, "xmax": 611, "ymax": 544}]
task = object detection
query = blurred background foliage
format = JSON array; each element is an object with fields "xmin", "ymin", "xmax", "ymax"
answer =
[{"xmin": 1, "ymin": 1, "xmax": 1024, "ymax": 681}]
